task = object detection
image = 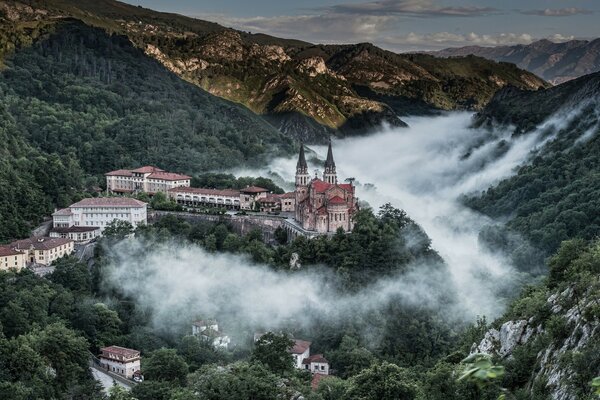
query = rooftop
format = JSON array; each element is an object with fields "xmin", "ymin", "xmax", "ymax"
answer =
[
  {"xmin": 52, "ymin": 208, "xmax": 73, "ymax": 216},
  {"xmin": 50, "ymin": 226, "xmax": 101, "ymax": 234},
  {"xmin": 10, "ymin": 237, "xmax": 73, "ymax": 251},
  {"xmin": 303, "ymin": 354, "xmax": 329, "ymax": 364},
  {"xmin": 240, "ymin": 186, "xmax": 269, "ymax": 194},
  {"xmin": 148, "ymin": 171, "xmax": 191, "ymax": 181},
  {"xmin": 131, "ymin": 166, "xmax": 164, "ymax": 174},
  {"xmin": 100, "ymin": 345, "xmax": 140, "ymax": 358},
  {"xmin": 70, "ymin": 197, "xmax": 147, "ymax": 208},
  {"xmin": 328, "ymin": 196, "xmax": 347, "ymax": 205},
  {"xmin": 290, "ymin": 339, "xmax": 311, "ymax": 355},
  {"xmin": 0, "ymin": 246, "xmax": 22, "ymax": 257}
]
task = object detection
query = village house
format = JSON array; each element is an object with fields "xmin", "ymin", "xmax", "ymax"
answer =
[
  {"xmin": 302, "ymin": 354, "xmax": 330, "ymax": 375},
  {"xmin": 240, "ymin": 186, "xmax": 270, "ymax": 210},
  {"xmin": 52, "ymin": 197, "xmax": 147, "ymax": 235},
  {"xmin": 290, "ymin": 339, "xmax": 312, "ymax": 370},
  {"xmin": 105, "ymin": 166, "xmax": 191, "ymax": 195},
  {"xmin": 169, "ymin": 187, "xmax": 241, "ymax": 210},
  {"xmin": 192, "ymin": 320, "xmax": 231, "ymax": 350},
  {"xmin": 99, "ymin": 346, "xmax": 141, "ymax": 379},
  {"xmin": 294, "ymin": 141, "xmax": 357, "ymax": 233},
  {"xmin": 10, "ymin": 237, "xmax": 74, "ymax": 266},
  {"xmin": 0, "ymin": 246, "xmax": 26, "ymax": 271}
]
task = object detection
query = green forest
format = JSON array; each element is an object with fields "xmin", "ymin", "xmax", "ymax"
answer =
[
  {"xmin": 1, "ymin": 205, "xmax": 598, "ymax": 399},
  {"xmin": 0, "ymin": 20, "xmax": 293, "ymax": 242}
]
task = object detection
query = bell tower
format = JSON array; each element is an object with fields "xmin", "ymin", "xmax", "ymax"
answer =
[
  {"xmin": 295, "ymin": 143, "xmax": 310, "ymax": 187},
  {"xmin": 323, "ymin": 139, "xmax": 337, "ymax": 184}
]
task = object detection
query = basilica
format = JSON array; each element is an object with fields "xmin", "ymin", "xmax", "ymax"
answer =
[{"xmin": 294, "ymin": 141, "xmax": 358, "ymax": 233}]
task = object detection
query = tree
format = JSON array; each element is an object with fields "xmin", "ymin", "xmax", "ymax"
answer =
[
  {"xmin": 187, "ymin": 361, "xmax": 282, "ymax": 400},
  {"xmin": 329, "ymin": 335, "xmax": 375, "ymax": 378},
  {"xmin": 131, "ymin": 381, "xmax": 174, "ymax": 400},
  {"xmin": 49, "ymin": 257, "xmax": 92, "ymax": 295},
  {"xmin": 103, "ymin": 220, "xmax": 134, "ymax": 240},
  {"xmin": 143, "ymin": 348, "xmax": 189, "ymax": 385},
  {"xmin": 274, "ymin": 226, "xmax": 288, "ymax": 245},
  {"xmin": 346, "ymin": 362, "xmax": 421, "ymax": 400},
  {"xmin": 251, "ymin": 332, "xmax": 294, "ymax": 374}
]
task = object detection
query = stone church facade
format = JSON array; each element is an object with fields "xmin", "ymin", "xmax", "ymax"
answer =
[{"xmin": 294, "ymin": 141, "xmax": 357, "ymax": 233}]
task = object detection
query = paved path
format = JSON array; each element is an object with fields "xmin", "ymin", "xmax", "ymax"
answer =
[{"xmin": 90, "ymin": 365, "xmax": 134, "ymax": 393}]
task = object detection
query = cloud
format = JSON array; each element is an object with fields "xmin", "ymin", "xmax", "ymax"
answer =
[
  {"xmin": 379, "ymin": 32, "xmax": 576, "ymax": 50},
  {"xmin": 199, "ymin": 12, "xmax": 575, "ymax": 52},
  {"xmin": 325, "ymin": 0, "xmax": 498, "ymax": 18},
  {"xmin": 520, "ymin": 7, "xmax": 593, "ymax": 17}
]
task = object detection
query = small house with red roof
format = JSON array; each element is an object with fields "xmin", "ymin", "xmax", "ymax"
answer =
[
  {"xmin": 99, "ymin": 345, "xmax": 141, "ymax": 379},
  {"xmin": 303, "ymin": 354, "xmax": 330, "ymax": 375},
  {"xmin": 294, "ymin": 141, "xmax": 358, "ymax": 233},
  {"xmin": 105, "ymin": 165, "xmax": 191, "ymax": 195}
]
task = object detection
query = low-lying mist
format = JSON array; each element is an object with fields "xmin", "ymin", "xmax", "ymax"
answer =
[{"xmin": 104, "ymin": 109, "xmax": 581, "ymax": 343}]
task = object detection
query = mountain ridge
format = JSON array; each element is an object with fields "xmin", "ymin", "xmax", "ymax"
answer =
[
  {"xmin": 0, "ymin": 0, "xmax": 548, "ymax": 142},
  {"xmin": 430, "ymin": 39, "xmax": 600, "ymax": 85}
]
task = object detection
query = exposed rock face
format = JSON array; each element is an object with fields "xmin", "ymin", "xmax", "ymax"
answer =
[
  {"xmin": 432, "ymin": 39, "xmax": 600, "ymax": 85},
  {"xmin": 473, "ymin": 288, "xmax": 599, "ymax": 400}
]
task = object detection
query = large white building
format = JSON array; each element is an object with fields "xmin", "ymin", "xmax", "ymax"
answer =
[
  {"xmin": 169, "ymin": 187, "xmax": 241, "ymax": 209},
  {"xmin": 52, "ymin": 197, "xmax": 147, "ymax": 235},
  {"xmin": 105, "ymin": 166, "xmax": 191, "ymax": 195},
  {"xmin": 99, "ymin": 346, "xmax": 141, "ymax": 379}
]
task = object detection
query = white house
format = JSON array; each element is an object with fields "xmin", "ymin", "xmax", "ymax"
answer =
[
  {"xmin": 105, "ymin": 166, "xmax": 191, "ymax": 195},
  {"xmin": 290, "ymin": 339, "xmax": 312, "ymax": 370},
  {"xmin": 302, "ymin": 354, "xmax": 330, "ymax": 375},
  {"xmin": 99, "ymin": 346, "xmax": 141, "ymax": 379},
  {"xmin": 192, "ymin": 320, "xmax": 231, "ymax": 350},
  {"xmin": 52, "ymin": 197, "xmax": 147, "ymax": 234}
]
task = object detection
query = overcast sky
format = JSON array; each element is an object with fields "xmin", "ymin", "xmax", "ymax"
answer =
[{"xmin": 122, "ymin": 0, "xmax": 599, "ymax": 51}]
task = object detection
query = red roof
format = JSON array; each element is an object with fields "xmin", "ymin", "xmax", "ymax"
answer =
[
  {"xmin": 169, "ymin": 187, "xmax": 240, "ymax": 197},
  {"xmin": 303, "ymin": 354, "xmax": 329, "ymax": 364},
  {"xmin": 11, "ymin": 237, "xmax": 73, "ymax": 251},
  {"xmin": 0, "ymin": 246, "xmax": 22, "ymax": 257},
  {"xmin": 311, "ymin": 179, "xmax": 332, "ymax": 193},
  {"xmin": 240, "ymin": 186, "xmax": 269, "ymax": 194},
  {"xmin": 100, "ymin": 346, "xmax": 140, "ymax": 358},
  {"xmin": 105, "ymin": 169, "xmax": 133, "ymax": 177},
  {"xmin": 70, "ymin": 197, "xmax": 147, "ymax": 208},
  {"xmin": 52, "ymin": 208, "xmax": 73, "ymax": 216},
  {"xmin": 290, "ymin": 339, "xmax": 311, "ymax": 354},
  {"xmin": 316, "ymin": 206, "xmax": 328, "ymax": 215},
  {"xmin": 338, "ymin": 183, "xmax": 353, "ymax": 191},
  {"xmin": 280, "ymin": 192, "xmax": 296, "ymax": 199},
  {"xmin": 131, "ymin": 166, "xmax": 163, "ymax": 174},
  {"xmin": 148, "ymin": 171, "xmax": 191, "ymax": 181},
  {"xmin": 328, "ymin": 196, "xmax": 346, "ymax": 205}
]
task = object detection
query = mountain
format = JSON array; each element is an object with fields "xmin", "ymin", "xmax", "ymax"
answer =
[
  {"xmin": 0, "ymin": 0, "xmax": 548, "ymax": 142},
  {"xmin": 0, "ymin": 18, "xmax": 292, "ymax": 242},
  {"xmin": 468, "ymin": 72, "xmax": 600, "ymax": 255},
  {"xmin": 431, "ymin": 39, "xmax": 600, "ymax": 85}
]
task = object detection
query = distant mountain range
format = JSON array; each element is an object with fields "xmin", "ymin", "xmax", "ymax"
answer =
[
  {"xmin": 0, "ymin": 0, "xmax": 547, "ymax": 141},
  {"xmin": 431, "ymin": 39, "xmax": 600, "ymax": 85}
]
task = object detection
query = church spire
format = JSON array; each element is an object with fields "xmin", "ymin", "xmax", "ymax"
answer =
[
  {"xmin": 295, "ymin": 142, "xmax": 309, "ymax": 187},
  {"xmin": 296, "ymin": 142, "xmax": 308, "ymax": 172},
  {"xmin": 324, "ymin": 139, "xmax": 335, "ymax": 170},
  {"xmin": 323, "ymin": 138, "xmax": 337, "ymax": 184}
]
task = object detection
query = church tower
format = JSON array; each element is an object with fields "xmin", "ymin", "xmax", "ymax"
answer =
[
  {"xmin": 295, "ymin": 143, "xmax": 310, "ymax": 187},
  {"xmin": 323, "ymin": 139, "xmax": 337, "ymax": 184}
]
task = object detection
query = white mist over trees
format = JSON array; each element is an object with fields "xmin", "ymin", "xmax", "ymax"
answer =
[{"xmin": 103, "ymin": 111, "xmax": 581, "ymax": 340}]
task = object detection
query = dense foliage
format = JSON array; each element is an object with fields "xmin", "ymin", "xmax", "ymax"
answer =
[
  {"xmin": 468, "ymin": 77, "xmax": 600, "ymax": 256},
  {"xmin": 0, "ymin": 19, "xmax": 292, "ymax": 241}
]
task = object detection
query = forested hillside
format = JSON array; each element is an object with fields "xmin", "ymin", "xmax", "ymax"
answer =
[
  {"xmin": 0, "ymin": 20, "xmax": 292, "ymax": 242},
  {"xmin": 468, "ymin": 73, "xmax": 600, "ymax": 255},
  {"xmin": 0, "ymin": 0, "xmax": 548, "ymax": 142}
]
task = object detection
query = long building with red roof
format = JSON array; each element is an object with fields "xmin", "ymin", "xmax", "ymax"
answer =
[
  {"xmin": 105, "ymin": 165, "xmax": 191, "ymax": 195},
  {"xmin": 294, "ymin": 141, "xmax": 358, "ymax": 233}
]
